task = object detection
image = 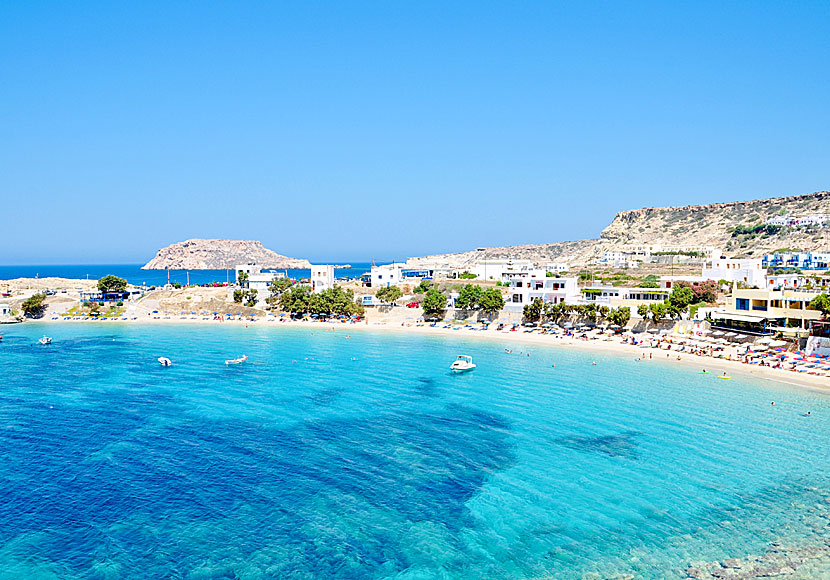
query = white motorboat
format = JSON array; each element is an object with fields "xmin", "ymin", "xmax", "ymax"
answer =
[
  {"xmin": 225, "ymin": 355, "xmax": 248, "ymax": 365},
  {"xmin": 450, "ymin": 354, "xmax": 476, "ymax": 372},
  {"xmin": 38, "ymin": 336, "xmax": 52, "ymax": 345},
  {"xmin": 158, "ymin": 357, "xmax": 172, "ymax": 367}
]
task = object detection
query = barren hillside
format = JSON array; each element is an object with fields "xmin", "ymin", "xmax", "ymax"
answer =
[{"xmin": 408, "ymin": 190, "xmax": 830, "ymax": 266}]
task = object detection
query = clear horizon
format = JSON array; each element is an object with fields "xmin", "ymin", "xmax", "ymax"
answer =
[{"xmin": 2, "ymin": 2, "xmax": 829, "ymax": 264}]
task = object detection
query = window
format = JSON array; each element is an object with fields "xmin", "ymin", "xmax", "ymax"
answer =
[{"xmin": 736, "ymin": 298, "xmax": 749, "ymax": 311}]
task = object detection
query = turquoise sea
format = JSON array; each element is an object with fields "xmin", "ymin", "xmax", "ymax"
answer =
[{"xmin": 2, "ymin": 323, "xmax": 830, "ymax": 579}]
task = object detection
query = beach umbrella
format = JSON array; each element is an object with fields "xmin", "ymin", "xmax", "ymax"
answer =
[
  {"xmin": 754, "ymin": 345, "xmax": 769, "ymax": 351},
  {"xmin": 769, "ymin": 340, "xmax": 787, "ymax": 347},
  {"xmin": 757, "ymin": 337, "xmax": 772, "ymax": 344}
]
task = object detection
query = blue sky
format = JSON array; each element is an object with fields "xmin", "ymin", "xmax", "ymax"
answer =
[{"xmin": 2, "ymin": 1, "xmax": 829, "ymax": 264}]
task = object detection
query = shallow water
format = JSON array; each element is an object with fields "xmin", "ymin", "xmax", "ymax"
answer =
[{"xmin": 1, "ymin": 324, "xmax": 829, "ymax": 579}]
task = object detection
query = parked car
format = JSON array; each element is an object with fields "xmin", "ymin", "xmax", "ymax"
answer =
[{"xmin": 406, "ymin": 302, "xmax": 420, "ymax": 308}]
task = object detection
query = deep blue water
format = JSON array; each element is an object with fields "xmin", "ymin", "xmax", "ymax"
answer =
[
  {"xmin": 0, "ymin": 263, "xmax": 375, "ymax": 286},
  {"xmin": 1, "ymin": 324, "xmax": 830, "ymax": 578}
]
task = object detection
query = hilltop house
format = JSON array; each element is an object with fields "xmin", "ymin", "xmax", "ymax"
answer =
[{"xmin": 764, "ymin": 252, "xmax": 830, "ymax": 271}]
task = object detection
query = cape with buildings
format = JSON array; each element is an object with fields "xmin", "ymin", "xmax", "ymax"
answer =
[{"xmin": 142, "ymin": 239, "xmax": 311, "ymax": 270}]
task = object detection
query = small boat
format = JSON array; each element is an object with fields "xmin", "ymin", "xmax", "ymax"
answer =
[
  {"xmin": 225, "ymin": 355, "xmax": 248, "ymax": 365},
  {"xmin": 38, "ymin": 336, "xmax": 52, "ymax": 345},
  {"xmin": 158, "ymin": 357, "xmax": 172, "ymax": 367},
  {"xmin": 450, "ymin": 355, "xmax": 476, "ymax": 372}
]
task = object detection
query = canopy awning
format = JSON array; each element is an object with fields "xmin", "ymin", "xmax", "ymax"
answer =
[{"xmin": 711, "ymin": 312, "xmax": 769, "ymax": 323}]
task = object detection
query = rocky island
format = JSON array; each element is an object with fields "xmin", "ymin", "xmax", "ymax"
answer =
[{"xmin": 142, "ymin": 239, "xmax": 311, "ymax": 270}]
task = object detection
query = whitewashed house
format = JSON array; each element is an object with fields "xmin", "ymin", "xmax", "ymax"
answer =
[
  {"xmin": 505, "ymin": 274, "xmax": 579, "ymax": 310},
  {"xmin": 702, "ymin": 258, "xmax": 766, "ymax": 287},
  {"xmin": 310, "ymin": 265, "xmax": 335, "ymax": 293},
  {"xmin": 465, "ymin": 259, "xmax": 536, "ymax": 281},
  {"xmin": 370, "ymin": 264, "xmax": 433, "ymax": 287}
]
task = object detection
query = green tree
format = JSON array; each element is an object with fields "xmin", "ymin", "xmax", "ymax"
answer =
[
  {"xmin": 237, "ymin": 271, "xmax": 249, "ymax": 285},
  {"xmin": 543, "ymin": 301, "xmax": 563, "ymax": 320},
  {"xmin": 233, "ymin": 289, "xmax": 245, "ymax": 303},
  {"xmin": 97, "ymin": 275, "xmax": 127, "ymax": 293},
  {"xmin": 458, "ymin": 271, "xmax": 477, "ymax": 279},
  {"xmin": 649, "ymin": 302, "xmax": 668, "ymax": 323},
  {"xmin": 266, "ymin": 277, "xmax": 293, "ymax": 308},
  {"xmin": 21, "ymin": 293, "xmax": 46, "ymax": 318},
  {"xmin": 523, "ymin": 298, "xmax": 543, "ymax": 322},
  {"xmin": 281, "ymin": 285, "xmax": 312, "ymax": 314},
  {"xmin": 376, "ymin": 285, "xmax": 403, "ymax": 305},
  {"xmin": 581, "ymin": 303, "xmax": 599, "ymax": 322},
  {"xmin": 479, "ymin": 287, "xmax": 505, "ymax": 315},
  {"xmin": 607, "ymin": 306, "xmax": 631, "ymax": 327},
  {"xmin": 413, "ymin": 280, "xmax": 432, "ymax": 294},
  {"xmin": 809, "ymin": 293, "xmax": 830, "ymax": 317},
  {"xmin": 422, "ymin": 287, "xmax": 447, "ymax": 315},
  {"xmin": 668, "ymin": 285, "xmax": 695, "ymax": 310},
  {"xmin": 244, "ymin": 289, "xmax": 258, "ymax": 307},
  {"xmin": 637, "ymin": 304, "xmax": 650, "ymax": 319},
  {"xmin": 455, "ymin": 284, "xmax": 484, "ymax": 310}
]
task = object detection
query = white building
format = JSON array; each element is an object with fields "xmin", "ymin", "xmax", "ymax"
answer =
[
  {"xmin": 579, "ymin": 286, "xmax": 671, "ymax": 308},
  {"xmin": 766, "ymin": 214, "xmax": 828, "ymax": 228},
  {"xmin": 310, "ymin": 265, "xmax": 335, "ymax": 293},
  {"xmin": 544, "ymin": 263, "xmax": 571, "ymax": 274},
  {"xmin": 0, "ymin": 304, "xmax": 11, "ymax": 317},
  {"xmin": 235, "ymin": 263, "xmax": 261, "ymax": 282},
  {"xmin": 370, "ymin": 263, "xmax": 433, "ymax": 287},
  {"xmin": 465, "ymin": 259, "xmax": 536, "ymax": 281},
  {"xmin": 243, "ymin": 268, "xmax": 288, "ymax": 295},
  {"xmin": 702, "ymin": 258, "xmax": 766, "ymax": 287},
  {"xmin": 765, "ymin": 274, "xmax": 802, "ymax": 290},
  {"xmin": 505, "ymin": 275, "xmax": 579, "ymax": 309}
]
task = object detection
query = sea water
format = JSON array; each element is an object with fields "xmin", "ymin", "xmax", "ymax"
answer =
[
  {"xmin": 1, "ymin": 324, "xmax": 829, "ymax": 579},
  {"xmin": 0, "ymin": 263, "xmax": 375, "ymax": 286}
]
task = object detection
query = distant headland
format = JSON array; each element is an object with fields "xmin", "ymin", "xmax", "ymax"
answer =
[{"xmin": 142, "ymin": 239, "xmax": 311, "ymax": 270}]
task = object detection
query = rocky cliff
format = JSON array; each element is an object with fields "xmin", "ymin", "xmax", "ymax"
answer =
[
  {"xmin": 407, "ymin": 190, "xmax": 830, "ymax": 266},
  {"xmin": 142, "ymin": 239, "xmax": 311, "ymax": 270},
  {"xmin": 600, "ymin": 190, "xmax": 830, "ymax": 255}
]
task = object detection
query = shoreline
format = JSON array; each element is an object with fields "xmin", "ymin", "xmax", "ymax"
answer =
[{"xmin": 22, "ymin": 316, "xmax": 830, "ymax": 394}]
